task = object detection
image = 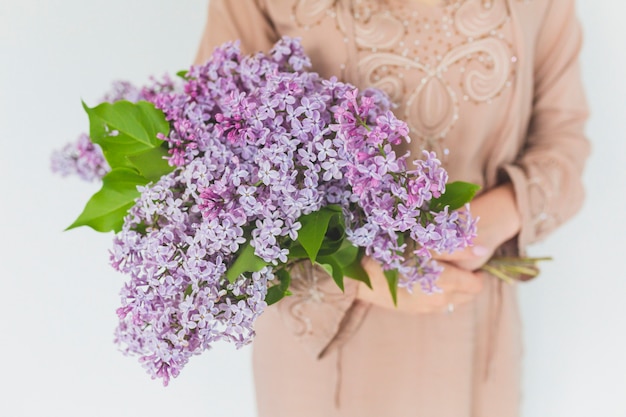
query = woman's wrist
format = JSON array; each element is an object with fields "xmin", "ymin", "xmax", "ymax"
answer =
[{"xmin": 470, "ymin": 182, "xmax": 521, "ymax": 250}]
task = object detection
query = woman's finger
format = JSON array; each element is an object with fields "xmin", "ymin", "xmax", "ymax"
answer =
[
  {"xmin": 432, "ymin": 244, "xmax": 491, "ymax": 262},
  {"xmin": 435, "ymin": 262, "xmax": 484, "ymax": 295}
]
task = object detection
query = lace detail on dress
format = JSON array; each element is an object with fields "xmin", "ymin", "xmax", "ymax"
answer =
[
  {"xmin": 287, "ymin": 1, "xmax": 533, "ymax": 153},
  {"xmin": 351, "ymin": 0, "xmax": 518, "ymax": 154}
]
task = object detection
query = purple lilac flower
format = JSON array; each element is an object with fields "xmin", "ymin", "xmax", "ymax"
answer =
[{"xmin": 50, "ymin": 133, "xmax": 109, "ymax": 182}]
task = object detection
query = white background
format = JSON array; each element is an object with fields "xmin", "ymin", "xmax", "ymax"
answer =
[{"xmin": 1, "ymin": 1, "xmax": 624, "ymax": 416}]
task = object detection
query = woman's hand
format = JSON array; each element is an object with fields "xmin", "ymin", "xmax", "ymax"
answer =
[
  {"xmin": 434, "ymin": 183, "xmax": 522, "ymax": 272},
  {"xmin": 355, "ymin": 183, "xmax": 520, "ymax": 314},
  {"xmin": 357, "ymin": 255, "xmax": 484, "ymax": 314}
]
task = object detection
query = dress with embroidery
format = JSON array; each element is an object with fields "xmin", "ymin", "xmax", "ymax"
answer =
[{"xmin": 194, "ymin": 1, "xmax": 589, "ymax": 416}]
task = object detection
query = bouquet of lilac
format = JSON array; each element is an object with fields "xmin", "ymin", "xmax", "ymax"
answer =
[{"xmin": 52, "ymin": 37, "xmax": 483, "ymax": 385}]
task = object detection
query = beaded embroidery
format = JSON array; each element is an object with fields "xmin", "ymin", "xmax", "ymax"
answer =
[
  {"xmin": 290, "ymin": 0, "xmax": 522, "ymax": 153},
  {"xmin": 351, "ymin": 0, "xmax": 517, "ymax": 153}
]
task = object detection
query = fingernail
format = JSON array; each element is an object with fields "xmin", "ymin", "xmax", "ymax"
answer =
[{"xmin": 472, "ymin": 245, "xmax": 490, "ymax": 257}]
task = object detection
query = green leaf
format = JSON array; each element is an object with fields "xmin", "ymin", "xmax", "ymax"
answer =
[
  {"xmin": 126, "ymin": 146, "xmax": 174, "ymax": 182},
  {"xmin": 343, "ymin": 255, "xmax": 371, "ymax": 288},
  {"xmin": 332, "ymin": 239, "xmax": 359, "ymax": 267},
  {"xmin": 66, "ymin": 101, "xmax": 173, "ymax": 234},
  {"xmin": 66, "ymin": 168, "xmax": 149, "ymax": 232},
  {"xmin": 265, "ymin": 269, "xmax": 291, "ymax": 305},
  {"xmin": 384, "ymin": 269, "xmax": 399, "ymax": 307},
  {"xmin": 317, "ymin": 256, "xmax": 345, "ymax": 292},
  {"xmin": 176, "ymin": 70, "xmax": 189, "ymax": 79},
  {"xmin": 83, "ymin": 100, "xmax": 170, "ymax": 171},
  {"xmin": 286, "ymin": 242, "xmax": 308, "ymax": 260},
  {"xmin": 183, "ymin": 284, "xmax": 193, "ymax": 298},
  {"xmin": 225, "ymin": 241, "xmax": 269, "ymax": 283},
  {"xmin": 429, "ymin": 181, "xmax": 481, "ymax": 212},
  {"xmin": 317, "ymin": 214, "xmax": 345, "ymax": 257},
  {"xmin": 296, "ymin": 205, "xmax": 342, "ymax": 263},
  {"xmin": 329, "ymin": 239, "xmax": 372, "ymax": 287}
]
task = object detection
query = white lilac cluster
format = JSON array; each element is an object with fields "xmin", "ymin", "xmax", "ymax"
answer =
[{"xmin": 64, "ymin": 37, "xmax": 477, "ymax": 385}]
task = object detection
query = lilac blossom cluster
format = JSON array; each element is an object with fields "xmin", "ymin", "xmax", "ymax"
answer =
[
  {"xmin": 50, "ymin": 133, "xmax": 109, "ymax": 182},
  {"xmin": 60, "ymin": 37, "xmax": 477, "ymax": 385},
  {"xmin": 333, "ymin": 92, "xmax": 478, "ymax": 292},
  {"xmin": 111, "ymin": 165, "xmax": 269, "ymax": 384}
]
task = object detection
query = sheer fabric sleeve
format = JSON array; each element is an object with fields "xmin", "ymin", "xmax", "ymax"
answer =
[
  {"xmin": 502, "ymin": 0, "xmax": 591, "ymax": 249},
  {"xmin": 194, "ymin": 0, "xmax": 279, "ymax": 64},
  {"xmin": 193, "ymin": 0, "xmax": 363, "ymax": 359}
]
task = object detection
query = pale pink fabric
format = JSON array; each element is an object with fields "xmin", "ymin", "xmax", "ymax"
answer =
[{"xmin": 194, "ymin": 1, "xmax": 590, "ymax": 416}]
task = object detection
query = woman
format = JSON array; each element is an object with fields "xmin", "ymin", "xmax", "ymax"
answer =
[{"xmin": 194, "ymin": 0, "xmax": 590, "ymax": 416}]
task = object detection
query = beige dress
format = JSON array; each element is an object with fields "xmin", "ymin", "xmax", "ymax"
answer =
[{"xmin": 194, "ymin": 1, "xmax": 590, "ymax": 416}]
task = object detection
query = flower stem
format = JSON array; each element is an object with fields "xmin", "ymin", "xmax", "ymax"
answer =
[{"xmin": 481, "ymin": 256, "xmax": 553, "ymax": 282}]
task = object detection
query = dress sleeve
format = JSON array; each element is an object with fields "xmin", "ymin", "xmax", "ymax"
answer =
[
  {"xmin": 502, "ymin": 0, "xmax": 591, "ymax": 250},
  {"xmin": 193, "ymin": 1, "xmax": 363, "ymax": 359},
  {"xmin": 193, "ymin": 0, "xmax": 280, "ymax": 65}
]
